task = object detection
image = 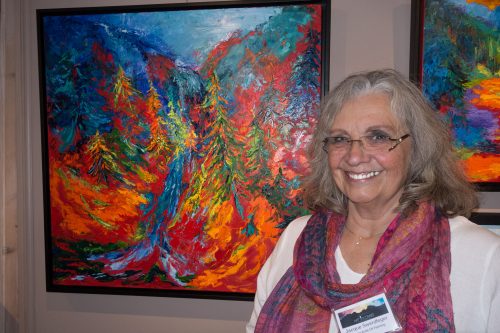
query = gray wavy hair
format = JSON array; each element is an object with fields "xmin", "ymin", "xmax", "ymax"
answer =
[{"xmin": 302, "ymin": 69, "xmax": 478, "ymax": 217}]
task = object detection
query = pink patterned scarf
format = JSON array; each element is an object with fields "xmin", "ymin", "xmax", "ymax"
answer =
[{"xmin": 255, "ymin": 202, "xmax": 454, "ymax": 332}]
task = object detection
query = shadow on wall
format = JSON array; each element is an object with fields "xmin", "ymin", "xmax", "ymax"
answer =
[
  {"xmin": 393, "ymin": 3, "xmax": 412, "ymax": 75},
  {"xmin": 45, "ymin": 292, "xmax": 253, "ymax": 321},
  {"xmin": 1, "ymin": 303, "xmax": 19, "ymax": 333}
]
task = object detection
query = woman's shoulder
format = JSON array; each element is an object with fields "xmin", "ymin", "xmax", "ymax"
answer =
[
  {"xmin": 281, "ymin": 215, "xmax": 311, "ymax": 237},
  {"xmin": 448, "ymin": 216, "xmax": 500, "ymax": 331},
  {"xmin": 448, "ymin": 215, "xmax": 500, "ymax": 273},
  {"xmin": 270, "ymin": 215, "xmax": 311, "ymax": 256},
  {"xmin": 449, "ymin": 215, "xmax": 500, "ymax": 247},
  {"xmin": 255, "ymin": 215, "xmax": 313, "ymax": 292}
]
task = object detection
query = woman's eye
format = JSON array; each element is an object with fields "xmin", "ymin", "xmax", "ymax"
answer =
[
  {"xmin": 369, "ymin": 133, "xmax": 390, "ymax": 142},
  {"xmin": 331, "ymin": 136, "xmax": 349, "ymax": 143}
]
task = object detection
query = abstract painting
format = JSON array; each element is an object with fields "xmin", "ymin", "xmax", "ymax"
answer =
[
  {"xmin": 411, "ymin": 0, "xmax": 499, "ymax": 190},
  {"xmin": 37, "ymin": 0, "xmax": 329, "ymax": 299}
]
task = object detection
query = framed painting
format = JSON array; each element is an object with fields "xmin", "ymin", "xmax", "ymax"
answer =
[
  {"xmin": 410, "ymin": 0, "xmax": 499, "ymax": 191},
  {"xmin": 37, "ymin": 0, "xmax": 330, "ymax": 300}
]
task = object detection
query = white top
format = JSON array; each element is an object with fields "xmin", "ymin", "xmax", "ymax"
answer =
[{"xmin": 246, "ymin": 215, "xmax": 500, "ymax": 332}]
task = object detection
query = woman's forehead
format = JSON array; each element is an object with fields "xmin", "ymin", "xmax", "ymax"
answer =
[{"xmin": 331, "ymin": 93, "xmax": 402, "ymax": 131}]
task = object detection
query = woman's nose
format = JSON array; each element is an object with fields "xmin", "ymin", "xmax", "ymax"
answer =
[{"xmin": 345, "ymin": 140, "xmax": 369, "ymax": 165}]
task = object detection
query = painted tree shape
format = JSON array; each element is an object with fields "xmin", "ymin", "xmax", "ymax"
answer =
[
  {"xmin": 102, "ymin": 67, "xmax": 149, "ymax": 179},
  {"xmin": 261, "ymin": 167, "xmax": 307, "ymax": 229},
  {"xmin": 198, "ymin": 72, "xmax": 246, "ymax": 221},
  {"xmin": 172, "ymin": 71, "xmax": 263, "ymax": 288},
  {"xmin": 240, "ymin": 112, "xmax": 276, "ymax": 238},
  {"xmin": 252, "ymin": 73, "xmax": 313, "ymax": 228},
  {"xmin": 46, "ymin": 50, "xmax": 110, "ymax": 152},
  {"xmin": 286, "ymin": 27, "xmax": 321, "ymax": 120},
  {"xmin": 245, "ymin": 114, "xmax": 272, "ymax": 191},
  {"xmin": 144, "ymin": 82, "xmax": 170, "ymax": 158},
  {"xmin": 112, "ymin": 66, "xmax": 144, "ymax": 138},
  {"xmin": 258, "ymin": 76, "xmax": 284, "ymax": 130},
  {"xmin": 86, "ymin": 130, "xmax": 124, "ymax": 184}
]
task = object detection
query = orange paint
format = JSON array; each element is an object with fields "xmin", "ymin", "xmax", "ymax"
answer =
[
  {"xmin": 50, "ymin": 162, "xmax": 147, "ymax": 243},
  {"xmin": 466, "ymin": 0, "xmax": 499, "ymax": 10},
  {"xmin": 464, "ymin": 153, "xmax": 500, "ymax": 182},
  {"xmin": 471, "ymin": 77, "xmax": 500, "ymax": 110}
]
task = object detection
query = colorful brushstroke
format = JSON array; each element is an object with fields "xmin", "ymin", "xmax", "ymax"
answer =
[
  {"xmin": 422, "ymin": 0, "xmax": 499, "ymax": 183},
  {"xmin": 41, "ymin": 5, "xmax": 322, "ymax": 293}
]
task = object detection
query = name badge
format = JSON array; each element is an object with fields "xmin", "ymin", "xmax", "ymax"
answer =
[{"xmin": 333, "ymin": 293, "xmax": 401, "ymax": 333}]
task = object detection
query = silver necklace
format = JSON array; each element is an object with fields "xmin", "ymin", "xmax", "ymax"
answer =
[{"xmin": 344, "ymin": 224, "xmax": 385, "ymax": 246}]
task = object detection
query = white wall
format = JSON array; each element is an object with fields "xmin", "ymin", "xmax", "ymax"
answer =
[{"xmin": 11, "ymin": 0, "xmax": 499, "ymax": 332}]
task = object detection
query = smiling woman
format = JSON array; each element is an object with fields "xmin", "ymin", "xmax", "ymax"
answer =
[{"xmin": 246, "ymin": 69, "xmax": 500, "ymax": 333}]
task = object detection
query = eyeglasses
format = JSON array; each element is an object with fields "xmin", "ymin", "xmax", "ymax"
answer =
[{"xmin": 322, "ymin": 133, "xmax": 410, "ymax": 153}]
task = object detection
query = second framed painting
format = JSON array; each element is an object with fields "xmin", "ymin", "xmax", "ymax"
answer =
[
  {"xmin": 37, "ymin": 0, "xmax": 330, "ymax": 299},
  {"xmin": 411, "ymin": 0, "xmax": 499, "ymax": 191}
]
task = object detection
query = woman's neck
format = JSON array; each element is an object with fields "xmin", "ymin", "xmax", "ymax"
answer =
[
  {"xmin": 346, "ymin": 202, "xmax": 399, "ymax": 237},
  {"xmin": 340, "ymin": 202, "xmax": 399, "ymax": 274}
]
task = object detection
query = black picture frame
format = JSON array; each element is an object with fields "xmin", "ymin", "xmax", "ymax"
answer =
[
  {"xmin": 410, "ymin": 0, "xmax": 499, "ymax": 192},
  {"xmin": 470, "ymin": 212, "xmax": 500, "ymax": 226},
  {"xmin": 37, "ymin": 0, "xmax": 330, "ymax": 300}
]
